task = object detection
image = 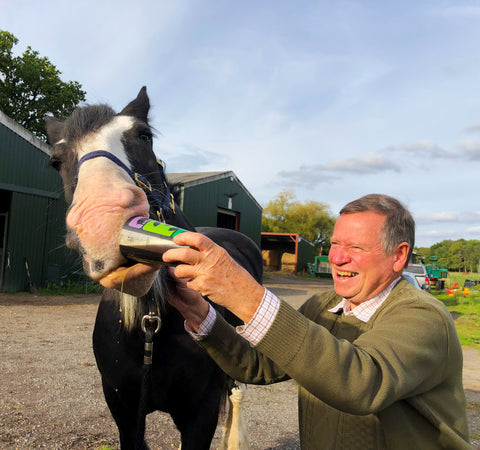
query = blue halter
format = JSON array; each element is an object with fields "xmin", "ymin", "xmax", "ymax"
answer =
[{"xmin": 77, "ymin": 150, "xmax": 175, "ymax": 222}]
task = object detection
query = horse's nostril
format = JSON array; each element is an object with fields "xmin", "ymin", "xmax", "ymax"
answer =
[{"xmin": 92, "ymin": 259, "xmax": 105, "ymax": 273}]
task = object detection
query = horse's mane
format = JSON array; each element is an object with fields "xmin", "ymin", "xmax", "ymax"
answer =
[
  {"xmin": 64, "ymin": 104, "xmax": 116, "ymax": 141},
  {"xmin": 118, "ymin": 266, "xmax": 172, "ymax": 332}
]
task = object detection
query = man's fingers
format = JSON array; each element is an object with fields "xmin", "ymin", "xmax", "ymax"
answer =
[
  {"xmin": 173, "ymin": 231, "xmax": 215, "ymax": 251},
  {"xmin": 163, "ymin": 246, "xmax": 200, "ymax": 265},
  {"xmin": 171, "ymin": 263, "xmax": 195, "ymax": 280}
]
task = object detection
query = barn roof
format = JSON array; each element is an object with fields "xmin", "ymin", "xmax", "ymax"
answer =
[
  {"xmin": 0, "ymin": 110, "xmax": 51, "ymax": 156},
  {"xmin": 167, "ymin": 171, "xmax": 262, "ymax": 211}
]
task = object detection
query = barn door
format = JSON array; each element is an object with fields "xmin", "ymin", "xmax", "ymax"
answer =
[{"xmin": 0, "ymin": 212, "xmax": 8, "ymax": 290}]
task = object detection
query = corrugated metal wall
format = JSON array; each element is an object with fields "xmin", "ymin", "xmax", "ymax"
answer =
[
  {"xmin": 297, "ymin": 238, "xmax": 315, "ymax": 274},
  {"xmin": 0, "ymin": 118, "xmax": 77, "ymax": 292},
  {"xmin": 181, "ymin": 176, "xmax": 262, "ymax": 247},
  {"xmin": 0, "ymin": 123, "xmax": 59, "ymax": 196}
]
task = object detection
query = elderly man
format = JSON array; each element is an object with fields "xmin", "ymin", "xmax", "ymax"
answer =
[{"xmin": 163, "ymin": 194, "xmax": 471, "ymax": 449}]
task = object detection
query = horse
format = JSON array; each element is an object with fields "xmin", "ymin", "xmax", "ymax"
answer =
[{"xmin": 45, "ymin": 87, "xmax": 263, "ymax": 449}]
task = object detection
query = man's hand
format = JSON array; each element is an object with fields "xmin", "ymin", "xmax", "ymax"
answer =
[
  {"xmin": 163, "ymin": 232, "xmax": 265, "ymax": 323},
  {"xmin": 167, "ymin": 272, "xmax": 210, "ymax": 333}
]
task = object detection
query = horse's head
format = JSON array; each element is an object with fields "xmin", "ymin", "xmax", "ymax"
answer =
[{"xmin": 46, "ymin": 87, "xmax": 173, "ymax": 297}]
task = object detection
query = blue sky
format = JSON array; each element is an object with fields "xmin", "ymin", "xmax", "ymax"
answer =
[{"xmin": 3, "ymin": 0, "xmax": 480, "ymax": 247}]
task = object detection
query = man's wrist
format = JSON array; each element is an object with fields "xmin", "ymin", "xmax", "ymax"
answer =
[
  {"xmin": 179, "ymin": 300, "xmax": 210, "ymax": 333},
  {"xmin": 185, "ymin": 303, "xmax": 217, "ymax": 339},
  {"xmin": 237, "ymin": 288, "xmax": 280, "ymax": 345}
]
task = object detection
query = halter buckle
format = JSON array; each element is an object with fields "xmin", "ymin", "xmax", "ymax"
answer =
[{"xmin": 135, "ymin": 173, "xmax": 152, "ymax": 192}]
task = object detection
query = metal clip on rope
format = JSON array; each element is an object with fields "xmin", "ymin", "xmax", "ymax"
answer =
[
  {"xmin": 141, "ymin": 313, "xmax": 162, "ymax": 334},
  {"xmin": 141, "ymin": 313, "xmax": 162, "ymax": 366}
]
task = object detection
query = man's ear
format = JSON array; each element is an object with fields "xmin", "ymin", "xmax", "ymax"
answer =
[{"xmin": 393, "ymin": 242, "xmax": 410, "ymax": 273}]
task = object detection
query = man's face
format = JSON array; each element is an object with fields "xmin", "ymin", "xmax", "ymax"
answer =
[{"xmin": 328, "ymin": 211, "xmax": 404, "ymax": 307}]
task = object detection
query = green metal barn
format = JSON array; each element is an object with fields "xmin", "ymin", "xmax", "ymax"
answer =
[
  {"xmin": 167, "ymin": 172, "xmax": 263, "ymax": 247},
  {"xmin": 0, "ymin": 111, "xmax": 77, "ymax": 292}
]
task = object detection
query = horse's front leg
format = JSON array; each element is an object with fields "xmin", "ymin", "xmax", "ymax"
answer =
[
  {"xmin": 169, "ymin": 390, "xmax": 221, "ymax": 450},
  {"xmin": 101, "ymin": 378, "xmax": 148, "ymax": 450}
]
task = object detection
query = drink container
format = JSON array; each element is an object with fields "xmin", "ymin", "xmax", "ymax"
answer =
[{"xmin": 120, "ymin": 216, "xmax": 188, "ymax": 265}]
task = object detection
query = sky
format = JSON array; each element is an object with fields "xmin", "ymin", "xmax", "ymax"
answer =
[{"xmin": 3, "ymin": 0, "xmax": 480, "ymax": 247}]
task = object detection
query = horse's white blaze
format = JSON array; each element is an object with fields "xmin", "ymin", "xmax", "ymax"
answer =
[{"xmin": 77, "ymin": 115, "xmax": 135, "ymax": 166}]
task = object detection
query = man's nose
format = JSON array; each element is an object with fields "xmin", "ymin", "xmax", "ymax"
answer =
[{"xmin": 329, "ymin": 246, "xmax": 350, "ymax": 265}]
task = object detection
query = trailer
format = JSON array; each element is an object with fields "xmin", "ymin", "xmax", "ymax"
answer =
[
  {"xmin": 425, "ymin": 256, "xmax": 448, "ymax": 289},
  {"xmin": 307, "ymin": 255, "xmax": 332, "ymax": 279}
]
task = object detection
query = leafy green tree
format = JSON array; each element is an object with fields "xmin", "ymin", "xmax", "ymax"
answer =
[
  {"xmin": 0, "ymin": 30, "xmax": 86, "ymax": 139},
  {"xmin": 417, "ymin": 239, "xmax": 480, "ymax": 273},
  {"xmin": 449, "ymin": 240, "xmax": 467, "ymax": 272},
  {"xmin": 262, "ymin": 190, "xmax": 336, "ymax": 254}
]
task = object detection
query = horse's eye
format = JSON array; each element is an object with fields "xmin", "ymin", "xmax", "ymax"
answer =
[
  {"xmin": 139, "ymin": 133, "xmax": 152, "ymax": 142},
  {"xmin": 50, "ymin": 156, "xmax": 62, "ymax": 171}
]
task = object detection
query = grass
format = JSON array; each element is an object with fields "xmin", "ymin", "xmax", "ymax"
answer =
[
  {"xmin": 36, "ymin": 280, "xmax": 103, "ymax": 296},
  {"xmin": 431, "ymin": 273, "xmax": 480, "ymax": 352}
]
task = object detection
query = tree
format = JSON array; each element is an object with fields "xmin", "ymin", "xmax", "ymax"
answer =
[
  {"xmin": 0, "ymin": 30, "xmax": 86, "ymax": 140},
  {"xmin": 262, "ymin": 190, "xmax": 336, "ymax": 254},
  {"xmin": 416, "ymin": 239, "xmax": 480, "ymax": 273}
]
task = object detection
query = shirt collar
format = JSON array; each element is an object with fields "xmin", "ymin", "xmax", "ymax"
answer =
[{"xmin": 328, "ymin": 276, "xmax": 401, "ymax": 323}]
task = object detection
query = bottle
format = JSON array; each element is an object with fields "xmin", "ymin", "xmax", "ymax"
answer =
[{"xmin": 119, "ymin": 216, "xmax": 188, "ymax": 264}]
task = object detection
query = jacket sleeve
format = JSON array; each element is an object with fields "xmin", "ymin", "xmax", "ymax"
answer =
[
  {"xmin": 197, "ymin": 311, "xmax": 290, "ymax": 385},
  {"xmin": 255, "ymin": 282, "xmax": 458, "ymax": 415}
]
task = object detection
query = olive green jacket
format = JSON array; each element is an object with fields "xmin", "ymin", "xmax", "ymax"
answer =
[{"xmin": 198, "ymin": 279, "xmax": 472, "ymax": 449}]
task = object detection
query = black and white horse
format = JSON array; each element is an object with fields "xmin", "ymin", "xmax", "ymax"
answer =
[{"xmin": 45, "ymin": 87, "xmax": 262, "ymax": 449}]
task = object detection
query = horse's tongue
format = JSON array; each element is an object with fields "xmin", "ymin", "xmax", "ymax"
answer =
[{"xmin": 100, "ymin": 263, "xmax": 161, "ymax": 296}]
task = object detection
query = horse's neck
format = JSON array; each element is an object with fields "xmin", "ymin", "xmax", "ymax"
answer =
[{"xmin": 163, "ymin": 205, "xmax": 196, "ymax": 231}]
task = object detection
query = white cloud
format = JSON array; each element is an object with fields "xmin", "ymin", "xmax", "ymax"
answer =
[
  {"xmin": 277, "ymin": 152, "xmax": 401, "ymax": 188},
  {"xmin": 464, "ymin": 124, "xmax": 480, "ymax": 133},
  {"xmin": 157, "ymin": 144, "xmax": 229, "ymax": 173},
  {"xmin": 383, "ymin": 140, "xmax": 454, "ymax": 158},
  {"xmin": 466, "ymin": 226, "xmax": 480, "ymax": 234},
  {"xmin": 324, "ymin": 152, "xmax": 401, "ymax": 173},
  {"xmin": 417, "ymin": 212, "xmax": 459, "ymax": 223},
  {"xmin": 458, "ymin": 139, "xmax": 480, "ymax": 160},
  {"xmin": 417, "ymin": 211, "xmax": 480, "ymax": 224}
]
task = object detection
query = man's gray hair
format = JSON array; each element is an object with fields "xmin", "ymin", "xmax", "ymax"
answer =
[{"xmin": 340, "ymin": 194, "xmax": 415, "ymax": 264}]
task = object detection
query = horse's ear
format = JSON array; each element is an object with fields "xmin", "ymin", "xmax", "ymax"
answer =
[
  {"xmin": 45, "ymin": 116, "xmax": 65, "ymax": 145},
  {"xmin": 120, "ymin": 86, "xmax": 150, "ymax": 123}
]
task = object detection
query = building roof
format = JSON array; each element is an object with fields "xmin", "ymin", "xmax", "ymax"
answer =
[
  {"xmin": 167, "ymin": 171, "xmax": 262, "ymax": 211},
  {"xmin": 261, "ymin": 232, "xmax": 314, "ymax": 252},
  {"xmin": 0, "ymin": 110, "xmax": 51, "ymax": 156}
]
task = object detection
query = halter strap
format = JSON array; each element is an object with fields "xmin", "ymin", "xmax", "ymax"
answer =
[{"xmin": 77, "ymin": 150, "xmax": 175, "ymax": 221}]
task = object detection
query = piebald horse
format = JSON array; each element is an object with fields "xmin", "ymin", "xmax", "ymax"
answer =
[{"xmin": 45, "ymin": 87, "xmax": 262, "ymax": 449}]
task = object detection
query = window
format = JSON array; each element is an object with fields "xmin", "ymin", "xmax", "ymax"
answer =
[{"xmin": 217, "ymin": 208, "xmax": 240, "ymax": 231}]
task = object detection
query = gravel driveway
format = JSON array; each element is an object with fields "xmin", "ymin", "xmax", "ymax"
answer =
[{"xmin": 0, "ymin": 273, "xmax": 478, "ymax": 449}]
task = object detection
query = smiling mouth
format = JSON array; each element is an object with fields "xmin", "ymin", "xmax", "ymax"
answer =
[{"xmin": 337, "ymin": 270, "xmax": 359, "ymax": 278}]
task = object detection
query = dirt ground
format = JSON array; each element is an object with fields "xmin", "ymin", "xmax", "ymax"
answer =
[{"xmin": 0, "ymin": 273, "xmax": 479, "ymax": 449}]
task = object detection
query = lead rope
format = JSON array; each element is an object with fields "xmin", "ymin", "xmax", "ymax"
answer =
[{"xmin": 135, "ymin": 313, "xmax": 161, "ymax": 450}]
